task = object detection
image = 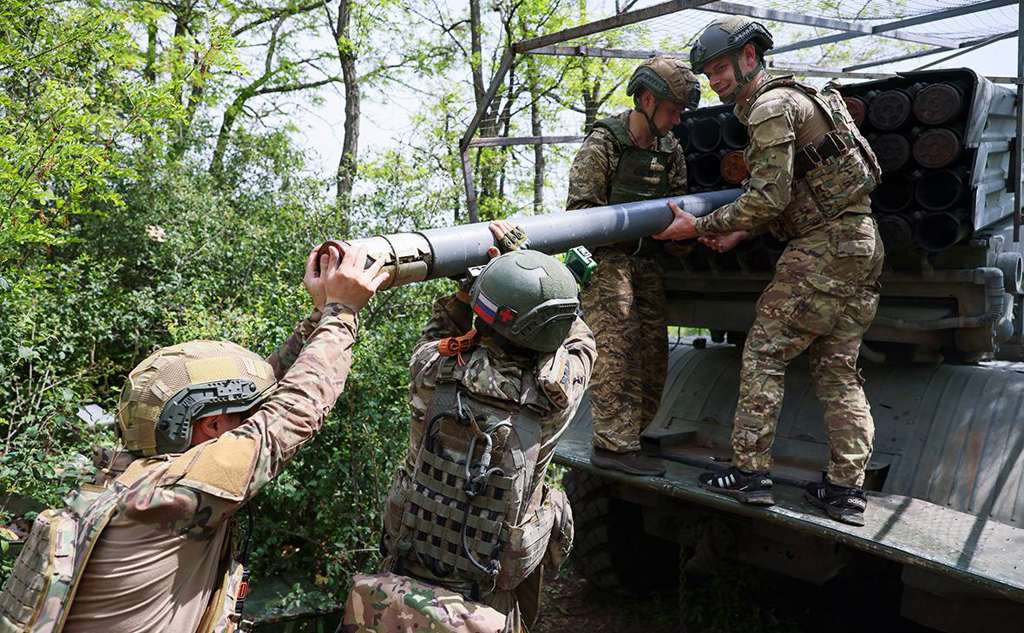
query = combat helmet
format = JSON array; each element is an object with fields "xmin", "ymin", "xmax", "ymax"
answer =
[
  {"xmin": 116, "ymin": 340, "xmax": 276, "ymax": 455},
  {"xmin": 469, "ymin": 250, "xmax": 579, "ymax": 353},
  {"xmin": 627, "ymin": 56, "xmax": 701, "ymax": 110},
  {"xmin": 691, "ymin": 16, "xmax": 774, "ymax": 102}
]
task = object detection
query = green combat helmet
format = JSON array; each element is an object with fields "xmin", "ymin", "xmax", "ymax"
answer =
[
  {"xmin": 626, "ymin": 56, "xmax": 701, "ymax": 137},
  {"xmin": 469, "ymin": 250, "xmax": 580, "ymax": 353},
  {"xmin": 116, "ymin": 340, "xmax": 276, "ymax": 455},
  {"xmin": 691, "ymin": 16, "xmax": 774, "ymax": 102}
]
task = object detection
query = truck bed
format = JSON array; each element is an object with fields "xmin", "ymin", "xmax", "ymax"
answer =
[{"xmin": 554, "ymin": 406, "xmax": 1024, "ymax": 603}]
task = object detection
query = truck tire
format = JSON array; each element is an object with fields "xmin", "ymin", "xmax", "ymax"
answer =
[{"xmin": 563, "ymin": 469, "xmax": 680, "ymax": 595}]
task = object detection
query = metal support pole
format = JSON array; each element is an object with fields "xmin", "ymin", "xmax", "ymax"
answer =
[
  {"xmin": 460, "ymin": 48, "xmax": 515, "ymax": 151},
  {"xmin": 1015, "ymin": 1, "xmax": 1023, "ymax": 242},
  {"xmin": 461, "ymin": 148, "xmax": 480, "ymax": 224},
  {"xmin": 468, "ymin": 134, "xmax": 585, "ymax": 148},
  {"xmin": 913, "ymin": 30, "xmax": 1018, "ymax": 71},
  {"xmin": 460, "ymin": 48, "xmax": 515, "ymax": 222},
  {"xmin": 512, "ymin": 0, "xmax": 717, "ymax": 53},
  {"xmin": 769, "ymin": 0, "xmax": 1013, "ymax": 56}
]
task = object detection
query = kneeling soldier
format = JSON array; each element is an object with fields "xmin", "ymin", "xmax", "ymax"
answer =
[{"xmin": 343, "ymin": 222, "xmax": 596, "ymax": 632}]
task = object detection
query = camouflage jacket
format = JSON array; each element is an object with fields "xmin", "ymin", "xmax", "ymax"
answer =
[
  {"xmin": 402, "ymin": 294, "xmax": 596, "ymax": 475},
  {"xmin": 0, "ymin": 304, "xmax": 359, "ymax": 633},
  {"xmin": 694, "ymin": 74, "xmax": 873, "ymax": 237},
  {"xmin": 116, "ymin": 302, "xmax": 358, "ymax": 536},
  {"xmin": 382, "ymin": 294, "xmax": 596, "ymax": 624},
  {"xmin": 566, "ymin": 111, "xmax": 687, "ymax": 210}
]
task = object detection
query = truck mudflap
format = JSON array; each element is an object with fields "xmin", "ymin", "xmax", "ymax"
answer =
[{"xmin": 554, "ymin": 411, "xmax": 1024, "ymax": 604}]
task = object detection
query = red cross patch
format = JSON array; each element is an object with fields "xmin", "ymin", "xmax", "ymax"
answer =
[{"xmin": 498, "ymin": 307, "xmax": 517, "ymax": 323}]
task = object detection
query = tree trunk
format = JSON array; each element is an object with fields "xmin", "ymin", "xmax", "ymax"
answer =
[
  {"xmin": 144, "ymin": 21, "xmax": 157, "ymax": 83},
  {"xmin": 170, "ymin": 2, "xmax": 194, "ymax": 157},
  {"xmin": 469, "ymin": 0, "xmax": 485, "ymax": 109},
  {"xmin": 210, "ymin": 96, "xmax": 245, "ymax": 177},
  {"xmin": 583, "ymin": 75, "xmax": 601, "ymax": 133},
  {"xmin": 334, "ymin": 0, "xmax": 359, "ymax": 219},
  {"xmin": 531, "ymin": 92, "xmax": 544, "ymax": 214}
]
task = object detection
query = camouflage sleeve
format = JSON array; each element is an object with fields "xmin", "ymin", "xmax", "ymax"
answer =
[
  {"xmin": 266, "ymin": 308, "xmax": 322, "ymax": 380},
  {"xmin": 416, "ymin": 293, "xmax": 473, "ymax": 344},
  {"xmin": 667, "ymin": 141, "xmax": 688, "ymax": 196},
  {"xmin": 537, "ymin": 317, "xmax": 597, "ymax": 449},
  {"xmin": 408, "ymin": 293, "xmax": 473, "ymax": 385},
  {"xmin": 566, "ymin": 129, "xmax": 617, "ymax": 210},
  {"xmin": 118, "ymin": 302, "xmax": 359, "ymax": 536},
  {"xmin": 694, "ymin": 96, "xmax": 796, "ymax": 235}
]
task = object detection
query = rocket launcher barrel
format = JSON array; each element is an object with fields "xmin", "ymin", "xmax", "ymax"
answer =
[{"xmin": 319, "ymin": 189, "xmax": 741, "ymax": 289}]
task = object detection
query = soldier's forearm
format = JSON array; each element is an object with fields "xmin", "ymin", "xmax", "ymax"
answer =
[
  {"xmin": 417, "ymin": 294, "xmax": 474, "ymax": 343},
  {"xmin": 241, "ymin": 303, "xmax": 359, "ymax": 494}
]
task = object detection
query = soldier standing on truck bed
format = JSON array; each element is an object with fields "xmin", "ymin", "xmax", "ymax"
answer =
[
  {"xmin": 0, "ymin": 245, "xmax": 387, "ymax": 633},
  {"xmin": 566, "ymin": 56, "xmax": 700, "ymax": 477},
  {"xmin": 652, "ymin": 16, "xmax": 885, "ymax": 526},
  {"xmin": 343, "ymin": 221, "xmax": 596, "ymax": 633}
]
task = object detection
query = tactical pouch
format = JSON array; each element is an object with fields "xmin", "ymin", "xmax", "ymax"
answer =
[
  {"xmin": 496, "ymin": 488, "xmax": 556, "ymax": 591},
  {"xmin": 396, "ymin": 356, "xmax": 546, "ymax": 598},
  {"xmin": 0, "ymin": 510, "xmax": 76, "ymax": 633},
  {"xmin": 401, "ymin": 447, "xmax": 515, "ymax": 582},
  {"xmin": 802, "ymin": 140, "xmax": 878, "ymax": 218},
  {"xmin": 800, "ymin": 87, "xmax": 880, "ymax": 218}
]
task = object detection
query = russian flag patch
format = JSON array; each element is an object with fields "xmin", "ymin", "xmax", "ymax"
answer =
[{"xmin": 473, "ymin": 291, "xmax": 499, "ymax": 324}]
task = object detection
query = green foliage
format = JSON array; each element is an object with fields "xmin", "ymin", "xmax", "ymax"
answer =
[{"xmin": 0, "ymin": 1, "xmax": 183, "ymax": 262}]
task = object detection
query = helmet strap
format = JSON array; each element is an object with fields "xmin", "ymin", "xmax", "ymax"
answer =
[
  {"xmin": 634, "ymin": 101, "xmax": 665, "ymax": 141},
  {"xmin": 722, "ymin": 51, "xmax": 763, "ymax": 104}
]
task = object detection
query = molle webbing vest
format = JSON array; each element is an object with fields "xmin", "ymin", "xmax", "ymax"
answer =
[
  {"xmin": 591, "ymin": 115, "xmax": 674, "ymax": 256},
  {"xmin": 0, "ymin": 454, "xmax": 247, "ymax": 633},
  {"xmin": 396, "ymin": 356, "xmax": 552, "ymax": 599},
  {"xmin": 0, "ymin": 482, "xmax": 122, "ymax": 633},
  {"xmin": 753, "ymin": 77, "xmax": 881, "ymax": 239}
]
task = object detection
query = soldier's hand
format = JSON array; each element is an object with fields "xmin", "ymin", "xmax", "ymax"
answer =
[
  {"xmin": 488, "ymin": 220, "xmax": 529, "ymax": 257},
  {"xmin": 303, "ymin": 247, "xmax": 328, "ymax": 311},
  {"xmin": 322, "ymin": 244, "xmax": 389, "ymax": 310},
  {"xmin": 653, "ymin": 201, "xmax": 698, "ymax": 241}
]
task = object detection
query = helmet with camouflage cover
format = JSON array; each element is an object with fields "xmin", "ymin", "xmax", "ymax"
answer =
[
  {"xmin": 691, "ymin": 16, "xmax": 774, "ymax": 102},
  {"xmin": 116, "ymin": 340, "xmax": 276, "ymax": 455},
  {"xmin": 627, "ymin": 56, "xmax": 701, "ymax": 110},
  {"xmin": 469, "ymin": 250, "xmax": 579, "ymax": 353}
]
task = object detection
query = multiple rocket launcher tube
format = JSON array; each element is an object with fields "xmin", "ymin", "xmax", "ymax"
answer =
[
  {"xmin": 673, "ymin": 79, "xmax": 973, "ymax": 256},
  {"xmin": 849, "ymin": 81, "xmax": 970, "ymax": 253}
]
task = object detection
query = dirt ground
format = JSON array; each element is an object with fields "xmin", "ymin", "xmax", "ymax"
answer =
[
  {"xmin": 534, "ymin": 567, "xmax": 679, "ymax": 633},
  {"xmin": 534, "ymin": 561, "xmax": 938, "ymax": 633}
]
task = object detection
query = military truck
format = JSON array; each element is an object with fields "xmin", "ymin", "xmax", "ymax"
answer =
[
  {"xmin": 556, "ymin": 68, "xmax": 1024, "ymax": 633},
  {"xmin": 312, "ymin": 66, "xmax": 1022, "ymax": 632}
]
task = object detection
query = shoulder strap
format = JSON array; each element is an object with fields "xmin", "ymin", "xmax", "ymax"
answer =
[
  {"xmin": 592, "ymin": 115, "xmax": 631, "ymax": 149},
  {"xmin": 421, "ymin": 356, "xmax": 463, "ymax": 451}
]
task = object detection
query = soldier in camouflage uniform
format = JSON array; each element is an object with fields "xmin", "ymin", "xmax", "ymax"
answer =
[
  {"xmin": 0, "ymin": 245, "xmax": 388, "ymax": 633},
  {"xmin": 344, "ymin": 222, "xmax": 596, "ymax": 633},
  {"xmin": 653, "ymin": 17, "xmax": 884, "ymax": 526},
  {"xmin": 567, "ymin": 56, "xmax": 700, "ymax": 477},
  {"xmin": 343, "ymin": 573, "xmax": 507, "ymax": 633}
]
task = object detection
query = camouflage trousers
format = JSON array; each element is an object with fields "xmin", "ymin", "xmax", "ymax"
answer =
[
  {"xmin": 341, "ymin": 573, "xmax": 509, "ymax": 633},
  {"xmin": 733, "ymin": 214, "xmax": 884, "ymax": 488},
  {"xmin": 582, "ymin": 249, "xmax": 667, "ymax": 453}
]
